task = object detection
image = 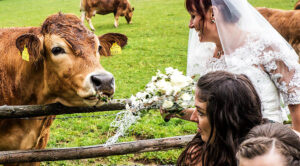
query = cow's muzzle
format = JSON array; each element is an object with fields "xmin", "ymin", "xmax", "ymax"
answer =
[{"xmin": 90, "ymin": 73, "xmax": 115, "ymax": 97}]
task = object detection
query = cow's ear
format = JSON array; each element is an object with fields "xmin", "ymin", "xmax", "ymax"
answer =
[
  {"xmin": 132, "ymin": 7, "xmax": 134, "ymax": 11},
  {"xmin": 16, "ymin": 33, "xmax": 43, "ymax": 61},
  {"xmin": 98, "ymin": 33, "xmax": 128, "ymax": 56}
]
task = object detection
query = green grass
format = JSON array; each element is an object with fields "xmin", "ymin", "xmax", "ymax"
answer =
[{"xmin": 0, "ymin": 0, "xmax": 297, "ymax": 165}]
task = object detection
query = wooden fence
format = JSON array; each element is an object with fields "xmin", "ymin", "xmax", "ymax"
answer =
[
  {"xmin": 0, "ymin": 99, "xmax": 128, "ymax": 119},
  {"xmin": 0, "ymin": 100, "xmax": 193, "ymax": 164},
  {"xmin": 0, "ymin": 135, "xmax": 194, "ymax": 164}
]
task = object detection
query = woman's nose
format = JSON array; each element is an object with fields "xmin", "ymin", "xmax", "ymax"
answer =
[
  {"xmin": 189, "ymin": 19, "xmax": 194, "ymax": 28},
  {"xmin": 190, "ymin": 109, "xmax": 198, "ymax": 123}
]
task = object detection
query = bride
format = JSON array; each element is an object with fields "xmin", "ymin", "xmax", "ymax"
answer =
[
  {"xmin": 159, "ymin": 0, "xmax": 300, "ymax": 165},
  {"xmin": 183, "ymin": 0, "xmax": 300, "ymax": 132}
]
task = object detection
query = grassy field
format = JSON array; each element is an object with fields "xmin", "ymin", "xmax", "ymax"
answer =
[{"xmin": 0, "ymin": 0, "xmax": 297, "ymax": 165}]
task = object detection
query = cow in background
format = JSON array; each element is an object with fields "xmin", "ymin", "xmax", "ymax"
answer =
[
  {"xmin": 257, "ymin": 7, "xmax": 300, "ymax": 60},
  {"xmin": 80, "ymin": 0, "xmax": 134, "ymax": 30},
  {"xmin": 99, "ymin": 33, "xmax": 127, "ymax": 56},
  {"xmin": 0, "ymin": 13, "xmax": 125, "ymax": 165},
  {"xmin": 295, "ymin": 0, "xmax": 300, "ymax": 9}
]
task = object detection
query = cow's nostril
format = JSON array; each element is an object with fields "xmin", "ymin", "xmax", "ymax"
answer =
[
  {"xmin": 91, "ymin": 75, "xmax": 102, "ymax": 87},
  {"xmin": 90, "ymin": 74, "xmax": 114, "ymax": 93}
]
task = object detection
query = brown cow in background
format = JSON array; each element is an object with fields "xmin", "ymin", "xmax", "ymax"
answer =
[
  {"xmin": 99, "ymin": 33, "xmax": 127, "ymax": 56},
  {"xmin": 295, "ymin": 0, "xmax": 300, "ymax": 9},
  {"xmin": 257, "ymin": 7, "xmax": 300, "ymax": 60},
  {"xmin": 80, "ymin": 0, "xmax": 134, "ymax": 30},
  {"xmin": 0, "ymin": 13, "xmax": 125, "ymax": 165}
]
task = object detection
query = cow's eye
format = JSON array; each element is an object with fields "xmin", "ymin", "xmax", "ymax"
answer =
[
  {"xmin": 51, "ymin": 47, "xmax": 65, "ymax": 55},
  {"xmin": 98, "ymin": 45, "xmax": 102, "ymax": 52}
]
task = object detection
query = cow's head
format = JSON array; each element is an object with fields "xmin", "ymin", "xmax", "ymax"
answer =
[
  {"xmin": 125, "ymin": 6, "xmax": 134, "ymax": 24},
  {"xmin": 15, "ymin": 13, "xmax": 114, "ymax": 106}
]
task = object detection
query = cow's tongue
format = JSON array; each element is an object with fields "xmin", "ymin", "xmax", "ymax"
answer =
[{"xmin": 84, "ymin": 96, "xmax": 97, "ymax": 100}]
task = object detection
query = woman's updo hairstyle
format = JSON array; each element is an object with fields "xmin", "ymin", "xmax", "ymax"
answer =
[
  {"xmin": 214, "ymin": 0, "xmax": 240, "ymax": 23},
  {"xmin": 185, "ymin": 0, "xmax": 240, "ymax": 23},
  {"xmin": 237, "ymin": 123, "xmax": 300, "ymax": 166}
]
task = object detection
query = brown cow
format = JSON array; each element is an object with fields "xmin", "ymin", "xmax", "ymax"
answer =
[
  {"xmin": 295, "ymin": 0, "xmax": 300, "ymax": 9},
  {"xmin": 99, "ymin": 33, "xmax": 128, "ymax": 56},
  {"xmin": 80, "ymin": 0, "xmax": 134, "ymax": 30},
  {"xmin": 257, "ymin": 7, "xmax": 300, "ymax": 59},
  {"xmin": 0, "ymin": 13, "xmax": 123, "ymax": 165}
]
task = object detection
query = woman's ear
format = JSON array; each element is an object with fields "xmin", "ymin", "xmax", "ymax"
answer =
[
  {"xmin": 209, "ymin": 7, "xmax": 214, "ymax": 17},
  {"xmin": 211, "ymin": 6, "xmax": 219, "ymax": 18}
]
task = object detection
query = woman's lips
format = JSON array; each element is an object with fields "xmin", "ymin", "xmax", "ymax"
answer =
[{"xmin": 197, "ymin": 128, "xmax": 202, "ymax": 133}]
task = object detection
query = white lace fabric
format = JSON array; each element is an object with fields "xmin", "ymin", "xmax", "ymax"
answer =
[
  {"xmin": 201, "ymin": 33, "xmax": 300, "ymax": 122},
  {"xmin": 248, "ymin": 34, "xmax": 300, "ymax": 105}
]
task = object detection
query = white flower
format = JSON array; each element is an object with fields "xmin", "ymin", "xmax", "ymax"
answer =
[
  {"xmin": 152, "ymin": 96, "xmax": 159, "ymax": 102},
  {"xmin": 162, "ymin": 100, "xmax": 174, "ymax": 109},
  {"xmin": 125, "ymin": 104, "xmax": 130, "ymax": 110},
  {"xmin": 179, "ymin": 101, "xmax": 189, "ymax": 108},
  {"xmin": 165, "ymin": 67, "xmax": 175, "ymax": 74},
  {"xmin": 156, "ymin": 70, "xmax": 167, "ymax": 79},
  {"xmin": 135, "ymin": 92, "xmax": 142, "ymax": 98},
  {"xmin": 136, "ymin": 92, "xmax": 148, "ymax": 99},
  {"xmin": 156, "ymin": 79, "xmax": 172, "ymax": 94},
  {"xmin": 145, "ymin": 83, "xmax": 155, "ymax": 94},
  {"xmin": 172, "ymin": 86, "xmax": 181, "ymax": 96},
  {"xmin": 170, "ymin": 74, "xmax": 189, "ymax": 89},
  {"xmin": 130, "ymin": 95, "xmax": 137, "ymax": 101},
  {"xmin": 181, "ymin": 93, "xmax": 192, "ymax": 101},
  {"xmin": 151, "ymin": 76, "xmax": 158, "ymax": 82}
]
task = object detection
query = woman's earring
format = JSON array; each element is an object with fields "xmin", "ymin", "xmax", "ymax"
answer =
[{"xmin": 211, "ymin": 18, "xmax": 215, "ymax": 24}]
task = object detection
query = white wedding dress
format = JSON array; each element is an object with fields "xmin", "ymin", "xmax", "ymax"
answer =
[{"xmin": 187, "ymin": 29, "xmax": 300, "ymax": 123}]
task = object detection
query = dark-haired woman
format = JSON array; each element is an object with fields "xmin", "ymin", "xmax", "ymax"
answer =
[
  {"xmin": 184, "ymin": 0, "xmax": 300, "ymax": 132},
  {"xmin": 162, "ymin": 71, "xmax": 263, "ymax": 166}
]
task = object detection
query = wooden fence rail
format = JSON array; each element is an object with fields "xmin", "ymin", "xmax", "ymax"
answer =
[
  {"xmin": 0, "ymin": 99, "xmax": 129, "ymax": 119},
  {"xmin": 0, "ymin": 135, "xmax": 194, "ymax": 164}
]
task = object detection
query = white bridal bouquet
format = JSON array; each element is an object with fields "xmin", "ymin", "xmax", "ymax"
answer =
[{"xmin": 105, "ymin": 67, "xmax": 195, "ymax": 145}]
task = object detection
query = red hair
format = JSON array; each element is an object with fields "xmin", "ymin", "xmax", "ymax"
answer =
[{"xmin": 185, "ymin": 0, "xmax": 212, "ymax": 22}]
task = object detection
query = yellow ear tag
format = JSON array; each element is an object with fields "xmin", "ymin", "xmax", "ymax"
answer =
[
  {"xmin": 21, "ymin": 45, "xmax": 30, "ymax": 61},
  {"xmin": 110, "ymin": 42, "xmax": 122, "ymax": 55}
]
